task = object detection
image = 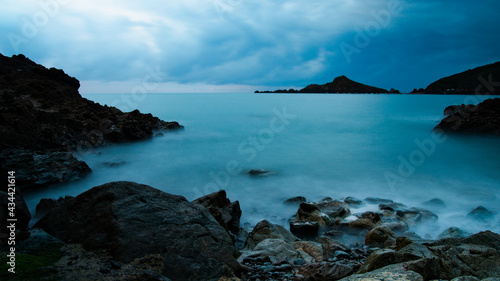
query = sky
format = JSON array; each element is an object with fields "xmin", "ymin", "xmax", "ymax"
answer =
[{"xmin": 1, "ymin": 0, "xmax": 500, "ymax": 93}]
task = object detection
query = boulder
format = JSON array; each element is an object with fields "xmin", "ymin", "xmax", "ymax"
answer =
[
  {"xmin": 317, "ymin": 236, "xmax": 351, "ymax": 260},
  {"xmin": 316, "ymin": 200, "xmax": 351, "ymax": 218},
  {"xmin": 292, "ymin": 241, "xmax": 324, "ymax": 262},
  {"xmin": 467, "ymin": 206, "xmax": 495, "ymax": 221},
  {"xmin": 193, "ymin": 190, "xmax": 241, "ymax": 236},
  {"xmin": 438, "ymin": 227, "xmax": 471, "ymax": 239},
  {"xmin": 35, "ymin": 196, "xmax": 74, "ymax": 219},
  {"xmin": 421, "ymin": 198, "xmax": 447, "ymax": 209},
  {"xmin": 348, "ymin": 219, "xmax": 376, "ymax": 233},
  {"xmin": 34, "ymin": 181, "xmax": 241, "ymax": 281},
  {"xmin": 344, "ymin": 197, "xmax": 364, "ymax": 207},
  {"xmin": 283, "ymin": 196, "xmax": 307, "ymax": 206},
  {"xmin": 290, "ymin": 221, "xmax": 320, "ymax": 239},
  {"xmin": 237, "ymin": 238, "xmax": 299, "ymax": 264},
  {"xmin": 365, "ymin": 227, "xmax": 396, "ymax": 248},
  {"xmin": 425, "ymin": 231, "xmax": 500, "ymax": 279},
  {"xmin": 295, "ymin": 202, "xmax": 333, "ymax": 226},
  {"xmin": 435, "ymin": 98, "xmax": 500, "ymax": 135},
  {"xmin": 244, "ymin": 220, "xmax": 299, "ymax": 250}
]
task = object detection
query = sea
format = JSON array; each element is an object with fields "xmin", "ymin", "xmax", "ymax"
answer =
[{"xmin": 25, "ymin": 93, "xmax": 500, "ymax": 239}]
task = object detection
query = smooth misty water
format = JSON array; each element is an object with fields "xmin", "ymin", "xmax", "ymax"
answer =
[{"xmin": 25, "ymin": 93, "xmax": 500, "ymax": 238}]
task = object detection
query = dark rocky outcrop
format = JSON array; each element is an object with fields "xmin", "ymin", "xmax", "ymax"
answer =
[
  {"xmin": 424, "ymin": 61, "xmax": 500, "ymax": 95},
  {"xmin": 256, "ymin": 75, "xmax": 391, "ymax": 94},
  {"xmin": 192, "ymin": 190, "xmax": 242, "ymax": 237},
  {"xmin": 299, "ymin": 76, "xmax": 389, "ymax": 94},
  {"xmin": 0, "ymin": 53, "xmax": 182, "ymax": 191},
  {"xmin": 435, "ymin": 98, "xmax": 500, "ymax": 135},
  {"xmin": 34, "ymin": 181, "xmax": 241, "ymax": 281}
]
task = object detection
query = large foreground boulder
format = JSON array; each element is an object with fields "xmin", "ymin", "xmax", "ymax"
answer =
[{"xmin": 34, "ymin": 181, "xmax": 241, "ymax": 281}]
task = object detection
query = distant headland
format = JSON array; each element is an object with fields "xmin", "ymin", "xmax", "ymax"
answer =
[{"xmin": 256, "ymin": 61, "xmax": 500, "ymax": 95}]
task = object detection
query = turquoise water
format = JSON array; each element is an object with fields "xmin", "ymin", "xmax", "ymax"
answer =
[{"xmin": 26, "ymin": 93, "xmax": 500, "ymax": 238}]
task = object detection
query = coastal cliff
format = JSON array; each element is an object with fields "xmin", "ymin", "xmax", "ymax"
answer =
[{"xmin": 0, "ymin": 54, "xmax": 183, "ymax": 191}]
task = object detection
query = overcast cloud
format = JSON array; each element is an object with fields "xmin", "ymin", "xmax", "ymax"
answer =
[{"xmin": 1, "ymin": 0, "xmax": 499, "ymax": 93}]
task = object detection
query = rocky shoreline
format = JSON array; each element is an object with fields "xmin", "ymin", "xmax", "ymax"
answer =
[
  {"xmin": 1, "ymin": 181, "xmax": 499, "ymax": 281},
  {"xmin": 435, "ymin": 98, "xmax": 500, "ymax": 135},
  {"xmin": 0, "ymin": 54, "xmax": 183, "ymax": 191}
]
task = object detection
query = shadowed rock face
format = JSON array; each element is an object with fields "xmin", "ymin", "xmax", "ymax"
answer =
[
  {"xmin": 0, "ymin": 53, "xmax": 182, "ymax": 191},
  {"xmin": 435, "ymin": 98, "xmax": 500, "ymax": 135},
  {"xmin": 34, "ymin": 181, "xmax": 241, "ymax": 281},
  {"xmin": 300, "ymin": 76, "xmax": 390, "ymax": 94}
]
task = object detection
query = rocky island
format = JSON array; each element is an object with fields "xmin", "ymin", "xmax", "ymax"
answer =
[
  {"xmin": 0, "ymin": 53, "xmax": 183, "ymax": 191},
  {"xmin": 255, "ymin": 75, "xmax": 398, "ymax": 94}
]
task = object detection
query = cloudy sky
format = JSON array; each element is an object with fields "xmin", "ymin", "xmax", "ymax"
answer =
[{"xmin": 1, "ymin": 0, "xmax": 499, "ymax": 93}]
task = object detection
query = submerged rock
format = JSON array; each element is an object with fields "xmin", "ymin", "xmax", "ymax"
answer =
[
  {"xmin": 467, "ymin": 206, "xmax": 495, "ymax": 221},
  {"xmin": 283, "ymin": 196, "xmax": 307, "ymax": 206},
  {"xmin": 34, "ymin": 181, "xmax": 241, "ymax": 281}
]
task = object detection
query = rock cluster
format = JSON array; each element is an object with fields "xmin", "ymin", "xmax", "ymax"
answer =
[
  {"xmin": 2, "ymin": 185, "xmax": 499, "ymax": 280},
  {"xmin": 0, "ymin": 53, "xmax": 182, "ymax": 191},
  {"xmin": 435, "ymin": 98, "xmax": 500, "ymax": 135}
]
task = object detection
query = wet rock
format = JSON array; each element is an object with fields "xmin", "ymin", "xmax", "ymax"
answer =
[
  {"xmin": 435, "ymin": 98, "xmax": 500, "ymax": 136},
  {"xmin": 340, "ymin": 263, "xmax": 424, "ymax": 281},
  {"xmin": 35, "ymin": 196, "xmax": 74, "ymax": 219},
  {"xmin": 290, "ymin": 221, "xmax": 320, "ymax": 239},
  {"xmin": 344, "ymin": 197, "xmax": 364, "ymax": 207},
  {"xmin": 348, "ymin": 219, "xmax": 376, "ymax": 233},
  {"xmin": 438, "ymin": 227, "xmax": 471, "ymax": 239},
  {"xmin": 467, "ymin": 206, "xmax": 495, "ymax": 221},
  {"xmin": 247, "ymin": 169, "xmax": 270, "ymax": 176},
  {"xmin": 360, "ymin": 211, "xmax": 382, "ymax": 223},
  {"xmin": 364, "ymin": 197, "xmax": 393, "ymax": 205},
  {"xmin": 295, "ymin": 202, "xmax": 333, "ymax": 226},
  {"xmin": 379, "ymin": 202, "xmax": 407, "ymax": 212},
  {"xmin": 421, "ymin": 198, "xmax": 447, "ymax": 209},
  {"xmin": 399, "ymin": 208, "xmax": 438, "ymax": 226},
  {"xmin": 444, "ymin": 104, "xmax": 475, "ymax": 117},
  {"xmin": 298, "ymin": 262, "xmax": 354, "ymax": 281},
  {"xmin": 0, "ymin": 149, "xmax": 92, "ymax": 191},
  {"xmin": 316, "ymin": 200, "xmax": 351, "ymax": 218},
  {"xmin": 244, "ymin": 220, "xmax": 299, "ymax": 250},
  {"xmin": 425, "ymin": 231, "xmax": 500, "ymax": 279},
  {"xmin": 34, "ymin": 181, "xmax": 241, "ymax": 281},
  {"xmin": 193, "ymin": 190, "xmax": 241, "ymax": 236},
  {"xmin": 365, "ymin": 227, "xmax": 396, "ymax": 248},
  {"xmin": 292, "ymin": 241, "xmax": 324, "ymax": 262},
  {"xmin": 283, "ymin": 196, "xmax": 307, "ymax": 206},
  {"xmin": 238, "ymin": 238, "xmax": 299, "ymax": 264},
  {"xmin": 317, "ymin": 236, "xmax": 351, "ymax": 260}
]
